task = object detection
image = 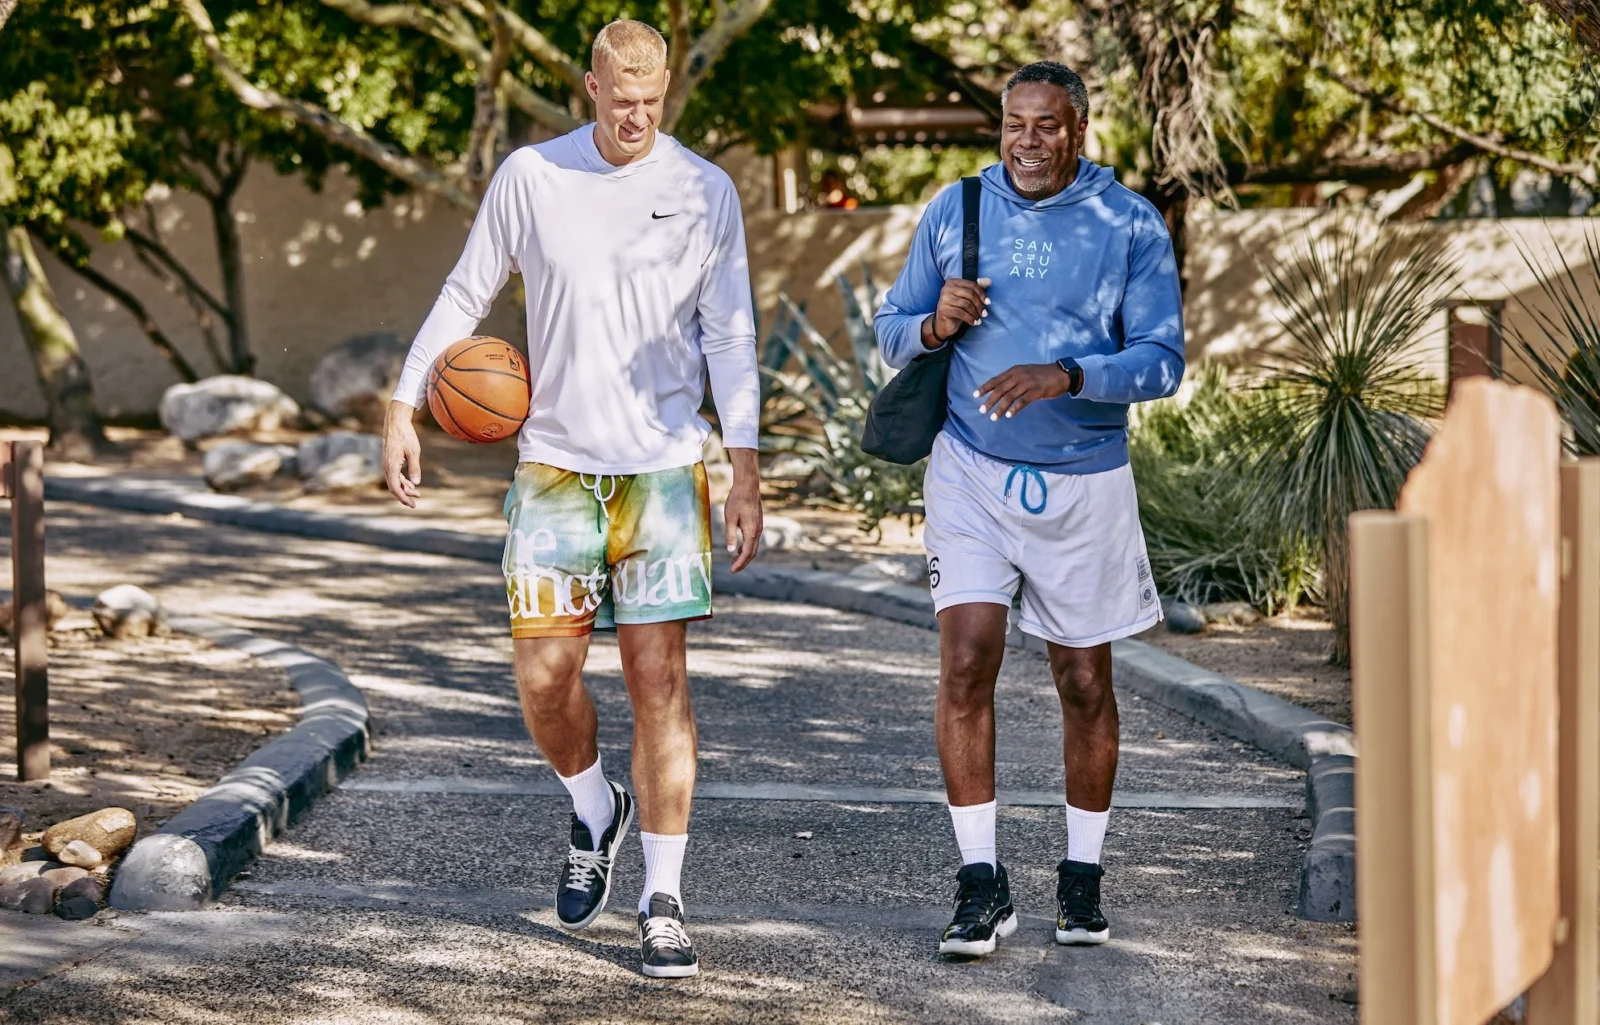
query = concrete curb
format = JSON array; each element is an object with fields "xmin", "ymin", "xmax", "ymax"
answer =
[
  {"xmin": 50, "ymin": 472, "xmax": 1354, "ymax": 921},
  {"xmin": 108, "ymin": 614, "xmax": 370, "ymax": 912}
]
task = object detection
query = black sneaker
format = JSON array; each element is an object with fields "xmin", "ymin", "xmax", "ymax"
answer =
[
  {"xmin": 555, "ymin": 781, "xmax": 634, "ymax": 931},
  {"xmin": 938, "ymin": 862, "xmax": 1017, "ymax": 957},
  {"xmin": 1055, "ymin": 859, "xmax": 1110, "ymax": 945},
  {"xmin": 638, "ymin": 892, "xmax": 699, "ymax": 978}
]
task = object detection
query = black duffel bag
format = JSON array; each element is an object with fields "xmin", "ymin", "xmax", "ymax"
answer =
[{"xmin": 860, "ymin": 175, "xmax": 981, "ymax": 465}]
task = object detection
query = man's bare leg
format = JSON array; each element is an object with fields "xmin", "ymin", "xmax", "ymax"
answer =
[
  {"xmin": 1047, "ymin": 640, "xmax": 1117, "ymax": 945},
  {"xmin": 512, "ymin": 635, "xmax": 596, "ymax": 776},
  {"xmin": 617, "ymin": 620, "xmax": 696, "ymax": 834}
]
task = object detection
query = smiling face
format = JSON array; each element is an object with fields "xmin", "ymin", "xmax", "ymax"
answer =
[
  {"xmin": 586, "ymin": 63, "xmax": 669, "ymax": 166},
  {"xmin": 1000, "ymin": 82, "xmax": 1088, "ymax": 200}
]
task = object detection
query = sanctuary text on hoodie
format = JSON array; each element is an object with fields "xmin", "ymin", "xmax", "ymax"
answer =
[{"xmin": 873, "ymin": 158, "xmax": 1185, "ymax": 474}]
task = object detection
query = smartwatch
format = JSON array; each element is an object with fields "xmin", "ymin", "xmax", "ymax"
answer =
[{"xmin": 1056, "ymin": 357, "xmax": 1084, "ymax": 396}]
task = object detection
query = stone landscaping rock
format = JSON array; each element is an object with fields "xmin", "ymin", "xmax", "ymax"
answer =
[
  {"xmin": 56, "ymin": 840, "xmax": 104, "ymax": 868},
  {"xmin": 1164, "ymin": 600, "xmax": 1207, "ymax": 635},
  {"xmin": 766, "ymin": 454, "xmax": 816, "ymax": 479},
  {"xmin": 42, "ymin": 807, "xmax": 137, "ymax": 861},
  {"xmin": 711, "ymin": 507, "xmax": 805, "ymax": 551},
  {"xmin": 38, "ymin": 865, "xmax": 89, "ymax": 889},
  {"xmin": 59, "ymin": 875, "xmax": 107, "ymax": 905},
  {"xmin": 54, "ymin": 896, "xmax": 99, "ymax": 921},
  {"xmin": 847, "ymin": 555, "xmax": 930, "ymax": 586},
  {"xmin": 1201, "ymin": 601, "xmax": 1264, "ymax": 627},
  {"xmin": 13, "ymin": 876, "xmax": 57, "ymax": 914},
  {"xmin": 0, "ymin": 860, "xmax": 46, "ymax": 886},
  {"xmin": 92, "ymin": 587, "xmax": 164, "ymax": 640},
  {"xmin": 159, "ymin": 375, "xmax": 301, "ymax": 442},
  {"xmin": 0, "ymin": 806, "xmax": 21, "ymax": 853},
  {"xmin": 298, "ymin": 431, "xmax": 384, "ymax": 492},
  {"xmin": 203, "ymin": 442, "xmax": 299, "ymax": 492},
  {"xmin": 308, "ymin": 333, "xmax": 408, "ymax": 429}
]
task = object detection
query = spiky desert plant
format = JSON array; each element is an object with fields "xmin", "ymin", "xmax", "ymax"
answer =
[
  {"xmin": 1504, "ymin": 223, "xmax": 1600, "ymax": 455},
  {"xmin": 1246, "ymin": 222, "xmax": 1455, "ymax": 664}
]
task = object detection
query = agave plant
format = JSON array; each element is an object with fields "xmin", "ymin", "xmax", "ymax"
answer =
[
  {"xmin": 756, "ymin": 265, "xmax": 925, "ymax": 533},
  {"xmin": 1504, "ymin": 223, "xmax": 1600, "ymax": 455},
  {"xmin": 1245, "ymin": 222, "xmax": 1455, "ymax": 664},
  {"xmin": 1129, "ymin": 364, "xmax": 1317, "ymax": 614}
]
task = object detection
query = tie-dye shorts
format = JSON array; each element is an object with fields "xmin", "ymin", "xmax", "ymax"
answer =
[{"xmin": 501, "ymin": 461, "xmax": 713, "ymax": 638}]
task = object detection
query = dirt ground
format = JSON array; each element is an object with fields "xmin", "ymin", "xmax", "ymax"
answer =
[
  {"xmin": 0, "ymin": 610, "xmax": 297, "ymax": 861},
  {"xmin": 1137, "ymin": 609, "xmax": 1352, "ymax": 726}
]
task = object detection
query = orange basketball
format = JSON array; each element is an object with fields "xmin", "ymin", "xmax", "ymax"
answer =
[{"xmin": 426, "ymin": 336, "xmax": 531, "ymax": 444}]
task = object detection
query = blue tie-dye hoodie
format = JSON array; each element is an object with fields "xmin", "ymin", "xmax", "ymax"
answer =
[{"xmin": 873, "ymin": 158, "xmax": 1185, "ymax": 474}]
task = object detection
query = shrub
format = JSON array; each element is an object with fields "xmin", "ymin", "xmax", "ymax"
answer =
[{"xmin": 1504, "ymin": 223, "xmax": 1600, "ymax": 455}]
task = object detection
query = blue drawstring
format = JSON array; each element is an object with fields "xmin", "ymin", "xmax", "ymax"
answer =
[{"xmin": 1004, "ymin": 465, "xmax": 1048, "ymax": 514}]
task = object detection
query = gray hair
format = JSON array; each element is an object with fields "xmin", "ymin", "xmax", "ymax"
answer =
[{"xmin": 1002, "ymin": 61, "xmax": 1089, "ymax": 123}]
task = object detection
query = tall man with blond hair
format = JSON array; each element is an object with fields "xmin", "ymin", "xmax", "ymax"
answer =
[{"xmin": 382, "ymin": 18, "xmax": 763, "ymax": 978}]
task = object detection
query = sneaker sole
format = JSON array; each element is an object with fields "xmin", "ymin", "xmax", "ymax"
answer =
[
  {"xmin": 557, "ymin": 788, "xmax": 635, "ymax": 933},
  {"xmin": 641, "ymin": 961, "xmax": 700, "ymax": 979},
  {"xmin": 1054, "ymin": 926, "xmax": 1110, "ymax": 946},
  {"xmin": 938, "ymin": 909, "xmax": 1018, "ymax": 956}
]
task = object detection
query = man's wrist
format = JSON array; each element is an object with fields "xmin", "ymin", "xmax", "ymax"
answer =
[
  {"xmin": 1055, "ymin": 357, "xmax": 1084, "ymax": 397},
  {"xmin": 920, "ymin": 314, "xmax": 946, "ymax": 350}
]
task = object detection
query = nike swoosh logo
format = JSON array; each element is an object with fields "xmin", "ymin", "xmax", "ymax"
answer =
[{"xmin": 651, "ymin": 211, "xmax": 677, "ymax": 219}]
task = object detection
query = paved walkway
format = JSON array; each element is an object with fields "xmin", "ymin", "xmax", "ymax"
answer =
[{"xmin": 2, "ymin": 504, "xmax": 1357, "ymax": 1024}]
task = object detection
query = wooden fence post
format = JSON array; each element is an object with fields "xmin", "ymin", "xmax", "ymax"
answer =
[
  {"xmin": 1526, "ymin": 458, "xmax": 1600, "ymax": 1024},
  {"xmin": 4, "ymin": 441, "xmax": 48, "ymax": 781},
  {"xmin": 1351, "ymin": 511, "xmax": 1434, "ymax": 1025}
]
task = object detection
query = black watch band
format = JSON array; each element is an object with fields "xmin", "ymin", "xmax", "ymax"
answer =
[{"xmin": 1056, "ymin": 357, "xmax": 1084, "ymax": 396}]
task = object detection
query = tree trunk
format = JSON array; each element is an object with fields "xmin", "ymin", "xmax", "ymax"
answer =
[
  {"xmin": 0, "ymin": 213, "xmax": 105, "ymax": 456},
  {"xmin": 209, "ymin": 177, "xmax": 252, "ymax": 375},
  {"xmin": 1325, "ymin": 519, "xmax": 1352, "ymax": 667}
]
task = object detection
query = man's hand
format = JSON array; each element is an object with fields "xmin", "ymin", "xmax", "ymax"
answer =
[
  {"xmin": 723, "ymin": 447, "xmax": 763, "ymax": 572},
  {"xmin": 382, "ymin": 399, "xmax": 423, "ymax": 508},
  {"xmin": 975, "ymin": 363, "xmax": 1079, "ymax": 421},
  {"xmin": 922, "ymin": 277, "xmax": 993, "ymax": 349}
]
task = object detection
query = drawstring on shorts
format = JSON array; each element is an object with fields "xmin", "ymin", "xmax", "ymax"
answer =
[
  {"xmin": 580, "ymin": 473, "xmax": 618, "ymax": 532},
  {"xmin": 1003, "ymin": 465, "xmax": 1048, "ymax": 515}
]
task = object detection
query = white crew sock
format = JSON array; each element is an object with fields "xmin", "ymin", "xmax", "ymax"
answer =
[
  {"xmin": 639, "ymin": 832, "xmax": 688, "ymax": 913},
  {"xmin": 1066, "ymin": 804, "xmax": 1110, "ymax": 864},
  {"xmin": 948, "ymin": 800, "xmax": 998, "ymax": 869},
  {"xmin": 556, "ymin": 757, "xmax": 614, "ymax": 847}
]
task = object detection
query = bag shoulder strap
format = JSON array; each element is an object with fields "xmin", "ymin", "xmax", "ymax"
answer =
[{"xmin": 960, "ymin": 176, "xmax": 981, "ymax": 281}]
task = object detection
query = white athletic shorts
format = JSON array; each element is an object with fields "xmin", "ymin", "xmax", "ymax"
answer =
[{"xmin": 922, "ymin": 432, "xmax": 1162, "ymax": 647}]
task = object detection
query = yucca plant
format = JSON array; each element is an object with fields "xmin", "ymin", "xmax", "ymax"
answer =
[
  {"xmin": 1130, "ymin": 365, "xmax": 1318, "ymax": 613},
  {"xmin": 1245, "ymin": 222, "xmax": 1455, "ymax": 665},
  {"xmin": 1504, "ymin": 223, "xmax": 1600, "ymax": 455}
]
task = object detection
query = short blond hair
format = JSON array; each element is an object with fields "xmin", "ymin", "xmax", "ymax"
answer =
[{"xmin": 591, "ymin": 20, "xmax": 667, "ymax": 77}]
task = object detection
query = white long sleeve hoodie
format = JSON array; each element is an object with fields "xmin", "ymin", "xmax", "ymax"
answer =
[{"xmin": 393, "ymin": 125, "xmax": 760, "ymax": 475}]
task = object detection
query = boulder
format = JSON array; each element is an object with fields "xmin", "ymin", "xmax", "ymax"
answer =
[
  {"xmin": 847, "ymin": 555, "xmax": 930, "ymax": 586},
  {"xmin": 4, "ymin": 876, "xmax": 58, "ymax": 914},
  {"xmin": 59, "ymin": 875, "xmax": 108, "ymax": 905},
  {"xmin": 42, "ymin": 808, "xmax": 137, "ymax": 861},
  {"xmin": 0, "ymin": 592, "xmax": 70, "ymax": 637},
  {"xmin": 203, "ymin": 442, "xmax": 298, "ymax": 492},
  {"xmin": 1164, "ymin": 600, "xmax": 1208, "ymax": 635},
  {"xmin": 38, "ymin": 865, "xmax": 88, "ymax": 889},
  {"xmin": 54, "ymin": 896, "xmax": 99, "ymax": 921},
  {"xmin": 91, "ymin": 587, "xmax": 164, "ymax": 640},
  {"xmin": 0, "ymin": 806, "xmax": 21, "ymax": 853},
  {"xmin": 1201, "ymin": 600, "xmax": 1264, "ymax": 627},
  {"xmin": 0, "ymin": 861, "xmax": 46, "ymax": 887},
  {"xmin": 56, "ymin": 840, "xmax": 104, "ymax": 869},
  {"xmin": 298, "ymin": 431, "xmax": 384, "ymax": 492},
  {"xmin": 159, "ymin": 375, "xmax": 301, "ymax": 442},
  {"xmin": 307, "ymin": 333, "xmax": 408, "ymax": 429}
]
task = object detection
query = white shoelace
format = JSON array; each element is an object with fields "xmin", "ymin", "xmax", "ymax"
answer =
[
  {"xmin": 642, "ymin": 914, "xmax": 692, "ymax": 952},
  {"xmin": 565, "ymin": 845, "xmax": 608, "ymax": 894}
]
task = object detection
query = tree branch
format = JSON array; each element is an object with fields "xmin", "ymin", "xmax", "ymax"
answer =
[
  {"xmin": 1304, "ymin": 51, "xmax": 1598, "ymax": 186},
  {"xmin": 1230, "ymin": 142, "xmax": 1479, "ymax": 187},
  {"xmin": 318, "ymin": 0, "xmax": 578, "ymax": 132},
  {"xmin": 55, "ymin": 249, "xmax": 201, "ymax": 383},
  {"xmin": 0, "ymin": 0, "xmax": 19, "ymax": 35},
  {"xmin": 666, "ymin": 0, "xmax": 693, "ymax": 92},
  {"xmin": 1530, "ymin": 0, "xmax": 1600, "ymax": 60},
  {"xmin": 466, "ymin": 7, "xmax": 513, "ymax": 189},
  {"xmin": 662, "ymin": 0, "xmax": 774, "ymax": 131},
  {"xmin": 124, "ymin": 227, "xmax": 230, "ymax": 320},
  {"xmin": 181, "ymin": 0, "xmax": 479, "ymax": 210},
  {"xmin": 456, "ymin": 0, "xmax": 587, "ymax": 94}
]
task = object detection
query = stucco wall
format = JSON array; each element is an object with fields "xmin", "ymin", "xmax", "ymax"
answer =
[{"xmin": 3, "ymin": 150, "xmax": 1596, "ymax": 419}]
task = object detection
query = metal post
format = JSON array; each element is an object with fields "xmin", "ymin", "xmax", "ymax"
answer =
[
  {"xmin": 1527, "ymin": 459, "xmax": 1600, "ymax": 1023},
  {"xmin": 7, "ymin": 441, "xmax": 48, "ymax": 781}
]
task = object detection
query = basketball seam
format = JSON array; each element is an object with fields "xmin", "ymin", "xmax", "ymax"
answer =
[
  {"xmin": 436, "ymin": 366, "xmax": 529, "ymax": 382},
  {"xmin": 435, "ymin": 369, "xmax": 528, "ymax": 423}
]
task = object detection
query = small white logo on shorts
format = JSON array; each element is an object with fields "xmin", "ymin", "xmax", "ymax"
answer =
[
  {"xmin": 1139, "ymin": 583, "xmax": 1156, "ymax": 609},
  {"xmin": 1136, "ymin": 556, "xmax": 1151, "ymax": 583}
]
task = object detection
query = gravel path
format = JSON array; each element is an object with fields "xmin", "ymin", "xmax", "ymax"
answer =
[{"xmin": 0, "ymin": 503, "xmax": 1357, "ymax": 1024}]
